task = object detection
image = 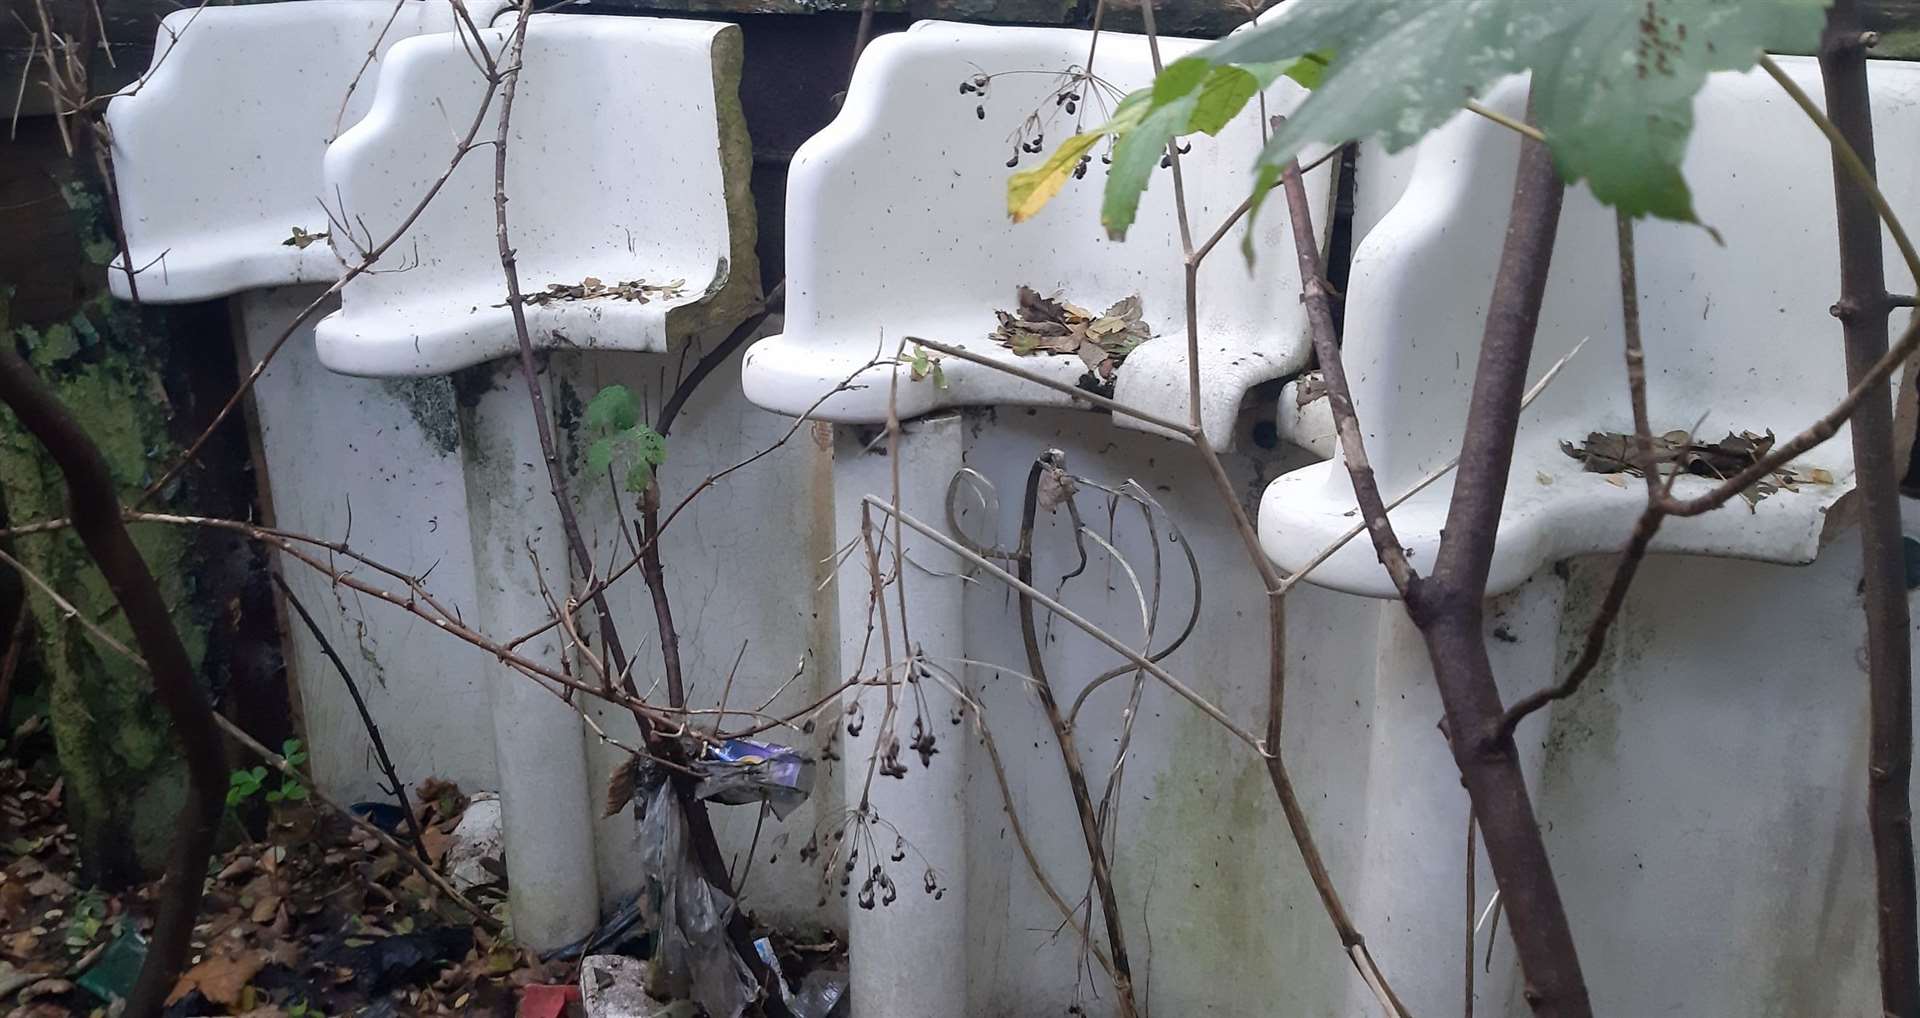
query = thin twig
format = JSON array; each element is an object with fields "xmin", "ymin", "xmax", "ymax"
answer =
[
  {"xmin": 0, "ymin": 546, "xmax": 501, "ymax": 936},
  {"xmin": 270, "ymin": 571, "xmax": 428, "ymax": 864},
  {"xmin": 331, "ymin": 0, "xmax": 409, "ymax": 141},
  {"xmin": 1495, "ymin": 216, "xmax": 1670, "ymax": 739},
  {"xmin": 864, "ymin": 497, "xmax": 1266, "ymax": 752},
  {"xmin": 1280, "ymin": 158, "xmax": 1418, "ymax": 594},
  {"xmin": 213, "ymin": 713, "xmax": 501, "ymax": 931},
  {"xmin": 1014, "ymin": 453, "xmax": 1140, "ymax": 1018},
  {"xmin": 1465, "ymin": 813, "xmax": 1477, "ymax": 1018},
  {"xmin": 1275, "ymin": 338, "xmax": 1587, "ymax": 597}
]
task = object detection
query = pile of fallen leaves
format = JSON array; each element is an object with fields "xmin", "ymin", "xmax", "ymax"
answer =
[
  {"xmin": 522, "ymin": 277, "xmax": 686, "ymax": 307},
  {"xmin": 1, "ymin": 719, "xmax": 564, "ymax": 1018},
  {"xmin": 1561, "ymin": 429, "xmax": 1833, "ymax": 504},
  {"xmin": 0, "ymin": 715, "xmax": 93, "ymax": 1017},
  {"xmin": 988, "ymin": 286, "xmax": 1153, "ymax": 384}
]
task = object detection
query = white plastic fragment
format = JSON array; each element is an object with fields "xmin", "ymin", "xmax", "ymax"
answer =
[{"xmin": 442, "ymin": 792, "xmax": 503, "ymax": 892}]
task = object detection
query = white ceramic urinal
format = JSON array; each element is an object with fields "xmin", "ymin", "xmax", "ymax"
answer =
[
  {"xmin": 741, "ymin": 21, "xmax": 1336, "ymax": 444},
  {"xmin": 103, "ymin": 1, "xmax": 505, "ymax": 816},
  {"xmin": 313, "ymin": 14, "xmax": 757, "ymax": 377},
  {"xmin": 1261, "ymin": 60, "xmax": 1920, "ymax": 598},
  {"xmin": 106, "ymin": 0, "xmax": 505, "ymax": 300},
  {"xmin": 737, "ymin": 21, "xmax": 1350, "ymax": 1018},
  {"xmin": 307, "ymin": 12, "xmax": 760, "ymax": 952},
  {"xmin": 1261, "ymin": 57, "xmax": 1920, "ymax": 1016}
]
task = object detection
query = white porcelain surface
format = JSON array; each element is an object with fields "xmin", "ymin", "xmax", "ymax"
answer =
[
  {"xmin": 315, "ymin": 14, "xmax": 751, "ymax": 376},
  {"xmin": 742, "ymin": 21, "xmax": 1335, "ymax": 444},
  {"xmin": 105, "ymin": 1, "xmax": 503, "ymax": 302},
  {"xmin": 1260, "ymin": 58, "xmax": 1920, "ymax": 598}
]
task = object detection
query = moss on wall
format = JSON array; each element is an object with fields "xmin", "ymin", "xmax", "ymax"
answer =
[{"xmin": 0, "ymin": 171, "xmax": 218, "ymax": 885}]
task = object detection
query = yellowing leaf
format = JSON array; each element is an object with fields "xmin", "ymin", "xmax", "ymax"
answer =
[{"xmin": 1008, "ymin": 132, "xmax": 1102, "ymax": 223}]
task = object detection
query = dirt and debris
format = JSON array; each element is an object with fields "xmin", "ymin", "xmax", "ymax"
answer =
[
  {"xmin": 522, "ymin": 277, "xmax": 686, "ymax": 307},
  {"xmin": 3, "ymin": 718, "xmax": 845, "ymax": 1018},
  {"xmin": 1560, "ymin": 429, "xmax": 1834, "ymax": 505},
  {"xmin": 987, "ymin": 286, "xmax": 1153, "ymax": 385}
]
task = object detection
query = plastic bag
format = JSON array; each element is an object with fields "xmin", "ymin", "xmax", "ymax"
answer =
[
  {"xmin": 692, "ymin": 739, "xmax": 814, "ymax": 819},
  {"xmin": 639, "ymin": 779, "xmax": 757, "ymax": 1018}
]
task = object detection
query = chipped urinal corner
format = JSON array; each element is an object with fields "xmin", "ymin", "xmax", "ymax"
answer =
[
  {"xmin": 105, "ymin": 0, "xmax": 506, "ymax": 302},
  {"xmin": 314, "ymin": 14, "xmax": 759, "ymax": 377},
  {"xmin": 1259, "ymin": 57, "xmax": 1920, "ymax": 600},
  {"xmin": 740, "ymin": 21, "xmax": 1336, "ymax": 445}
]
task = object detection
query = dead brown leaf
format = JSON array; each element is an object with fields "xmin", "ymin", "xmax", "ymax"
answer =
[
  {"xmin": 517, "ymin": 277, "xmax": 686, "ymax": 307},
  {"xmin": 1560, "ymin": 428, "xmax": 1825, "ymax": 505},
  {"xmin": 168, "ymin": 949, "xmax": 268, "ymax": 1006},
  {"xmin": 23, "ymin": 874, "xmax": 67, "ymax": 899},
  {"xmin": 988, "ymin": 286, "xmax": 1153, "ymax": 382}
]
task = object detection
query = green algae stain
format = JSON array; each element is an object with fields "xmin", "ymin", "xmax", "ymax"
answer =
[
  {"xmin": 1111, "ymin": 706, "xmax": 1344, "ymax": 1016},
  {"xmin": 0, "ymin": 176, "xmax": 213, "ymax": 882}
]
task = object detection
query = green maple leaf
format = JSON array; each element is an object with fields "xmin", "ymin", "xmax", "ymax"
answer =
[
  {"xmin": 584, "ymin": 383, "xmax": 640, "ymax": 432},
  {"xmin": 1080, "ymin": 0, "xmax": 1826, "ymax": 242},
  {"xmin": 583, "ymin": 385, "xmax": 668, "ymax": 492}
]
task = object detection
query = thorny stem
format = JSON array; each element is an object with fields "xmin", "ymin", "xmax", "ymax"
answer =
[
  {"xmin": 1652, "ymin": 55, "xmax": 1920, "ymax": 521},
  {"xmin": 1280, "ymin": 160, "xmax": 1417, "ymax": 595},
  {"xmin": 1275, "ymin": 157, "xmax": 1414, "ymax": 1018},
  {"xmin": 271, "ymin": 571, "xmax": 429, "ymax": 864},
  {"xmin": 1404, "ymin": 107, "xmax": 1592, "ymax": 1017},
  {"xmin": 1015, "ymin": 453, "xmax": 1141, "ymax": 1018},
  {"xmin": 0, "ymin": 345, "xmax": 225, "ymax": 1018},
  {"xmin": 1811, "ymin": 7, "xmax": 1920, "ymax": 1011},
  {"xmin": 490, "ymin": 2, "xmax": 640, "ymax": 692},
  {"xmin": 486, "ymin": 8, "xmax": 788, "ymax": 1008}
]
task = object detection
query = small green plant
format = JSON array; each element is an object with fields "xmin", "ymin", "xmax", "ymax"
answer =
[
  {"xmin": 905, "ymin": 345, "xmax": 947, "ymax": 389},
  {"xmin": 64, "ymin": 889, "xmax": 107, "ymax": 954},
  {"xmin": 287, "ymin": 999, "xmax": 325, "ymax": 1018},
  {"xmin": 584, "ymin": 384, "xmax": 668, "ymax": 493},
  {"xmin": 227, "ymin": 739, "xmax": 309, "ymax": 806}
]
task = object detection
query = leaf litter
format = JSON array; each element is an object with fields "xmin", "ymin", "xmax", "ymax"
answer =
[
  {"xmin": 520, "ymin": 276, "xmax": 686, "ymax": 307},
  {"xmin": 1560, "ymin": 429, "xmax": 1834, "ymax": 506},
  {"xmin": 988, "ymin": 285, "xmax": 1154, "ymax": 385},
  {"xmin": 1, "ymin": 715, "xmax": 542, "ymax": 1017},
  {"xmin": 3, "ymin": 714, "xmax": 845, "ymax": 1018}
]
